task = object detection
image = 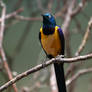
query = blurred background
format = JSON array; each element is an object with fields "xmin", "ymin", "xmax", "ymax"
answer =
[{"xmin": 0, "ymin": 0, "xmax": 92, "ymax": 92}]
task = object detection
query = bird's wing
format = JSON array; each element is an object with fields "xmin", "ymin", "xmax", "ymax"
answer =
[{"xmin": 57, "ymin": 26, "xmax": 65, "ymax": 55}]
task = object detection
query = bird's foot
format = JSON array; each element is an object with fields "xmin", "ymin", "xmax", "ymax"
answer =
[
  {"xmin": 56, "ymin": 55, "xmax": 64, "ymax": 58},
  {"xmin": 55, "ymin": 55, "xmax": 64, "ymax": 64}
]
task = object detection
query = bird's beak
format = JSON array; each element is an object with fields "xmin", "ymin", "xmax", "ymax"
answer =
[
  {"xmin": 41, "ymin": 14, "xmax": 47, "ymax": 20},
  {"xmin": 41, "ymin": 14, "xmax": 45, "ymax": 18}
]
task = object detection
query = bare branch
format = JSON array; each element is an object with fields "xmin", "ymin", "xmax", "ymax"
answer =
[
  {"xmin": 0, "ymin": 8, "xmax": 41, "ymax": 22},
  {"xmin": 66, "ymin": 68, "xmax": 92, "ymax": 86},
  {"xmin": 62, "ymin": 0, "xmax": 76, "ymax": 35},
  {"xmin": 75, "ymin": 17, "xmax": 92, "ymax": 56},
  {"xmin": 50, "ymin": 65, "xmax": 58, "ymax": 92},
  {"xmin": 0, "ymin": 0, "xmax": 6, "ymax": 47},
  {"xmin": 15, "ymin": 15, "xmax": 41, "ymax": 21},
  {"xmin": 71, "ymin": 0, "xmax": 87, "ymax": 17},
  {"xmin": 0, "ymin": 1, "xmax": 18, "ymax": 92},
  {"xmin": 66, "ymin": 17, "xmax": 92, "ymax": 77},
  {"xmin": 0, "ymin": 8, "xmax": 23, "ymax": 22},
  {"xmin": 0, "ymin": 53, "xmax": 92, "ymax": 91}
]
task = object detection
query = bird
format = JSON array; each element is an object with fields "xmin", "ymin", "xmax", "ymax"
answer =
[{"xmin": 39, "ymin": 13, "xmax": 67, "ymax": 92}]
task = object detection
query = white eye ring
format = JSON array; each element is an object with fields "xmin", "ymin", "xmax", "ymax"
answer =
[{"xmin": 48, "ymin": 15, "xmax": 51, "ymax": 18}]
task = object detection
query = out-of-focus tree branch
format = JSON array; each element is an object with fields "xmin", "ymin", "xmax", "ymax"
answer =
[
  {"xmin": 0, "ymin": 8, "xmax": 23, "ymax": 21},
  {"xmin": 66, "ymin": 17, "xmax": 92, "ymax": 77},
  {"xmin": 66, "ymin": 68, "xmax": 92, "ymax": 86},
  {"xmin": 0, "ymin": 1, "xmax": 18, "ymax": 92},
  {"xmin": 75, "ymin": 17, "xmax": 92, "ymax": 56},
  {"xmin": 0, "ymin": 53, "xmax": 92, "ymax": 91}
]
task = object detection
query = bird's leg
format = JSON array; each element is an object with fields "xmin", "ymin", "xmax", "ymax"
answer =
[
  {"xmin": 42, "ymin": 56, "xmax": 48, "ymax": 68},
  {"xmin": 55, "ymin": 55, "xmax": 64, "ymax": 64}
]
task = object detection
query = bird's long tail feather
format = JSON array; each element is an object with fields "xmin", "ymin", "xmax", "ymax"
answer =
[{"xmin": 54, "ymin": 63, "xmax": 66, "ymax": 92}]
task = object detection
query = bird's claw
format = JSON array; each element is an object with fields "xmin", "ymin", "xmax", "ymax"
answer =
[{"xmin": 56, "ymin": 55, "xmax": 64, "ymax": 58}]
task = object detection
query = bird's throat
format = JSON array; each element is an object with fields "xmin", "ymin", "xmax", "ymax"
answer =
[{"xmin": 43, "ymin": 27, "xmax": 55, "ymax": 35}]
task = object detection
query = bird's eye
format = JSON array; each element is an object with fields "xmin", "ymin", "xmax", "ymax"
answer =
[{"xmin": 48, "ymin": 15, "xmax": 51, "ymax": 19}]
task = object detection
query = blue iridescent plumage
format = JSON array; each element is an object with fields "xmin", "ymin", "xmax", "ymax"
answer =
[
  {"xmin": 58, "ymin": 26, "xmax": 65, "ymax": 55},
  {"xmin": 42, "ymin": 13, "xmax": 56, "ymax": 28},
  {"xmin": 39, "ymin": 13, "xmax": 66, "ymax": 92}
]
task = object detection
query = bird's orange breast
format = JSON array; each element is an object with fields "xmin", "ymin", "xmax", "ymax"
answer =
[{"xmin": 40, "ymin": 26, "xmax": 62, "ymax": 57}]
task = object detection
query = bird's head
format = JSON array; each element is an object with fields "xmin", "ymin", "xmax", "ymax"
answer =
[{"xmin": 42, "ymin": 13, "xmax": 56, "ymax": 28}]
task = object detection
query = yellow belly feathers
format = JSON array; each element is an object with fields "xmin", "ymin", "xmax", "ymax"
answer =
[{"xmin": 40, "ymin": 26, "xmax": 61, "ymax": 57}]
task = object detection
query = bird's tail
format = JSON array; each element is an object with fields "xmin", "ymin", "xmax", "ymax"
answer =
[{"xmin": 54, "ymin": 63, "xmax": 66, "ymax": 92}]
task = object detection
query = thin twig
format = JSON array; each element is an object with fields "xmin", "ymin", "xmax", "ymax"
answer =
[
  {"xmin": 0, "ymin": 1, "xmax": 18, "ymax": 92},
  {"xmin": 62, "ymin": 1, "xmax": 76, "ymax": 91},
  {"xmin": 75, "ymin": 17, "xmax": 92, "ymax": 56},
  {"xmin": 66, "ymin": 17, "xmax": 92, "ymax": 77},
  {"xmin": 0, "ymin": 53, "xmax": 92, "ymax": 91},
  {"xmin": 50, "ymin": 65, "xmax": 58, "ymax": 92},
  {"xmin": 66, "ymin": 68, "xmax": 92, "ymax": 86},
  {"xmin": 15, "ymin": 15, "xmax": 41, "ymax": 21},
  {"xmin": 0, "ymin": 8, "xmax": 41, "ymax": 22},
  {"xmin": 0, "ymin": 8, "xmax": 23, "ymax": 22},
  {"xmin": 71, "ymin": 0, "xmax": 87, "ymax": 17}
]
